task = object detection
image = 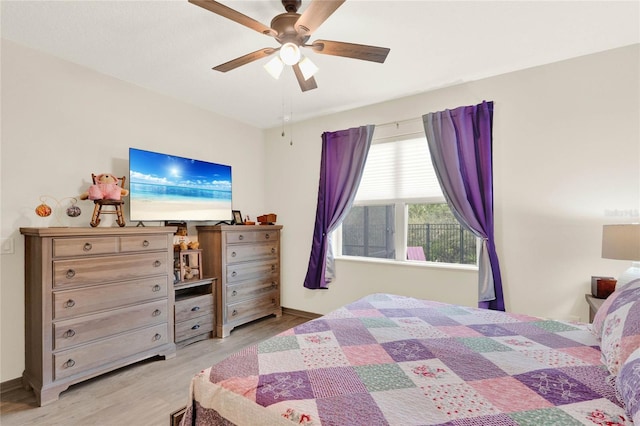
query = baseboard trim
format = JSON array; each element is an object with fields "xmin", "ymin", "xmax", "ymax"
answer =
[
  {"xmin": 1, "ymin": 377, "xmax": 23, "ymax": 395},
  {"xmin": 282, "ymin": 307, "xmax": 322, "ymax": 320}
]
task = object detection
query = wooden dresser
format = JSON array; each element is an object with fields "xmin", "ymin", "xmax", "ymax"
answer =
[
  {"xmin": 197, "ymin": 225, "xmax": 282, "ymax": 337},
  {"xmin": 20, "ymin": 227, "xmax": 177, "ymax": 406},
  {"xmin": 174, "ymin": 278, "xmax": 215, "ymax": 347}
]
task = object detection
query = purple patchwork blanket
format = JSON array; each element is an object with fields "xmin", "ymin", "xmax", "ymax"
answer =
[{"xmin": 181, "ymin": 293, "xmax": 631, "ymax": 425}]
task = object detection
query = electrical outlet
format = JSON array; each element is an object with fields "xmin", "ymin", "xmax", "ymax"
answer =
[{"xmin": 1, "ymin": 237, "xmax": 14, "ymax": 255}]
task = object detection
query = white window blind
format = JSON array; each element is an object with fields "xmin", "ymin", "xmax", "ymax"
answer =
[{"xmin": 355, "ymin": 136, "xmax": 443, "ymax": 202}]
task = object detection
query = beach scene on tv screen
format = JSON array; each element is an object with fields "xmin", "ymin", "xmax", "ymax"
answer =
[{"xmin": 129, "ymin": 149, "xmax": 232, "ymax": 221}]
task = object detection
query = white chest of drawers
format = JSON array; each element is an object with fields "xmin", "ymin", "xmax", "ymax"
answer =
[
  {"xmin": 197, "ymin": 225, "xmax": 282, "ymax": 337},
  {"xmin": 19, "ymin": 227, "xmax": 177, "ymax": 406}
]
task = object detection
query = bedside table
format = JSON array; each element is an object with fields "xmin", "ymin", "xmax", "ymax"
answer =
[{"xmin": 585, "ymin": 294, "xmax": 605, "ymax": 323}]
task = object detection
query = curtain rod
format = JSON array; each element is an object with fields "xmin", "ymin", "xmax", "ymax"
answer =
[{"xmin": 374, "ymin": 116, "xmax": 422, "ymax": 129}]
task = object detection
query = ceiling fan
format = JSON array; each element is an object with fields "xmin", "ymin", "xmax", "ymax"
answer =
[{"xmin": 189, "ymin": 0, "xmax": 390, "ymax": 92}]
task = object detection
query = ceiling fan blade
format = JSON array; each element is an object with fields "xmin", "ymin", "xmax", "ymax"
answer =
[
  {"xmin": 189, "ymin": 0, "xmax": 276, "ymax": 37},
  {"xmin": 311, "ymin": 39, "xmax": 390, "ymax": 63},
  {"xmin": 295, "ymin": 0, "xmax": 345, "ymax": 35},
  {"xmin": 292, "ymin": 63, "xmax": 318, "ymax": 92},
  {"xmin": 213, "ymin": 48, "xmax": 277, "ymax": 72}
]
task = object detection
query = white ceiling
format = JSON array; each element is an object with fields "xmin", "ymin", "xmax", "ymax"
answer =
[{"xmin": 2, "ymin": 1, "xmax": 639, "ymax": 129}]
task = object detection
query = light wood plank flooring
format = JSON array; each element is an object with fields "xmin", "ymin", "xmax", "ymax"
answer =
[{"xmin": 0, "ymin": 313, "xmax": 308, "ymax": 426}]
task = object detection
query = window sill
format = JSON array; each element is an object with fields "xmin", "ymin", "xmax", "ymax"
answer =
[{"xmin": 335, "ymin": 255, "xmax": 479, "ymax": 272}]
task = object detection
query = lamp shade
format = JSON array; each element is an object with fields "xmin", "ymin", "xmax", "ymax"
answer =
[
  {"xmin": 264, "ymin": 56, "xmax": 284, "ymax": 79},
  {"xmin": 298, "ymin": 56, "xmax": 318, "ymax": 80},
  {"xmin": 602, "ymin": 224, "xmax": 640, "ymax": 261}
]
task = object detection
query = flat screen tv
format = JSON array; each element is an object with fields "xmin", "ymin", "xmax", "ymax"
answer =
[{"xmin": 129, "ymin": 148, "xmax": 232, "ymax": 222}]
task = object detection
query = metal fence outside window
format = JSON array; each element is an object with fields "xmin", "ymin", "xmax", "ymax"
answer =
[
  {"xmin": 342, "ymin": 223, "xmax": 476, "ymax": 265},
  {"xmin": 407, "ymin": 223, "xmax": 476, "ymax": 264}
]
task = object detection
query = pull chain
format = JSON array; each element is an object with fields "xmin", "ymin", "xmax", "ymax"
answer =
[
  {"xmin": 289, "ymin": 99, "xmax": 293, "ymax": 146},
  {"xmin": 281, "ymin": 85, "xmax": 286, "ymax": 137}
]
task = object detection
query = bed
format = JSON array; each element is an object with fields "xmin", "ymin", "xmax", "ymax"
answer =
[{"xmin": 179, "ymin": 283, "xmax": 640, "ymax": 425}]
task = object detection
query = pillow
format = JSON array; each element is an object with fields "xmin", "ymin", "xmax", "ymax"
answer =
[
  {"xmin": 599, "ymin": 279, "xmax": 640, "ymax": 376},
  {"xmin": 592, "ymin": 279, "xmax": 640, "ymax": 339},
  {"xmin": 616, "ymin": 346, "xmax": 640, "ymax": 424},
  {"xmin": 592, "ymin": 292, "xmax": 621, "ymax": 339}
]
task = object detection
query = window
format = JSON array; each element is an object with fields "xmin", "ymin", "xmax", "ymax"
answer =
[
  {"xmin": 407, "ymin": 203, "xmax": 477, "ymax": 264},
  {"xmin": 342, "ymin": 205, "xmax": 395, "ymax": 259},
  {"xmin": 337, "ymin": 122, "xmax": 477, "ymax": 266}
]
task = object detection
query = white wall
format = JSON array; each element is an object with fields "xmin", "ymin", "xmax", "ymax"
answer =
[
  {"xmin": 2, "ymin": 40, "xmax": 638, "ymax": 384},
  {"xmin": 264, "ymin": 44, "xmax": 639, "ymax": 320},
  {"xmin": 0, "ymin": 40, "xmax": 266, "ymax": 382}
]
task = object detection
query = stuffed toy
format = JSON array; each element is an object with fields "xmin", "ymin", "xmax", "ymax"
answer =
[
  {"xmin": 174, "ymin": 258, "xmax": 198, "ymax": 280},
  {"xmin": 183, "ymin": 265, "xmax": 195, "ymax": 280},
  {"xmin": 80, "ymin": 174, "xmax": 129, "ymax": 201},
  {"xmin": 176, "ymin": 240, "xmax": 199, "ymax": 252},
  {"xmin": 173, "ymin": 225, "xmax": 199, "ymax": 250},
  {"xmin": 173, "ymin": 224, "xmax": 190, "ymax": 249}
]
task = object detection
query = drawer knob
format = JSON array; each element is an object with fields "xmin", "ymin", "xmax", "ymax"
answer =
[
  {"xmin": 191, "ymin": 306, "xmax": 200, "ymax": 312},
  {"xmin": 191, "ymin": 324, "xmax": 201, "ymax": 330},
  {"xmin": 64, "ymin": 359, "xmax": 76, "ymax": 368},
  {"xmin": 152, "ymin": 309, "xmax": 161, "ymax": 316},
  {"xmin": 64, "ymin": 299, "xmax": 76, "ymax": 308},
  {"xmin": 153, "ymin": 333, "xmax": 162, "ymax": 341},
  {"xmin": 265, "ymin": 234, "xmax": 270, "ymax": 239},
  {"xmin": 142, "ymin": 240, "xmax": 150, "ymax": 247},
  {"xmin": 271, "ymin": 265, "xmax": 276, "ymax": 271},
  {"xmin": 232, "ymin": 309, "xmax": 238, "ymax": 316},
  {"xmin": 271, "ymin": 282, "xmax": 277, "ymax": 289},
  {"xmin": 231, "ymin": 251, "xmax": 237, "ymax": 257},
  {"xmin": 231, "ymin": 271, "xmax": 237, "ymax": 277},
  {"xmin": 83, "ymin": 242, "xmax": 92, "ymax": 251},
  {"xmin": 152, "ymin": 284, "xmax": 161, "ymax": 292},
  {"xmin": 153, "ymin": 260, "xmax": 161, "ymax": 267},
  {"xmin": 238, "ymin": 235, "xmax": 244, "ymax": 241},
  {"xmin": 63, "ymin": 329, "xmax": 76, "ymax": 338},
  {"xmin": 66, "ymin": 269, "xmax": 76, "ymax": 279},
  {"xmin": 231, "ymin": 290, "xmax": 237, "ymax": 297},
  {"xmin": 271, "ymin": 248, "xmax": 276, "ymax": 254}
]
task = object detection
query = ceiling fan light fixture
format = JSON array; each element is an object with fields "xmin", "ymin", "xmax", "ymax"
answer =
[
  {"xmin": 298, "ymin": 56, "xmax": 319, "ymax": 80},
  {"xmin": 280, "ymin": 42, "xmax": 301, "ymax": 66},
  {"xmin": 264, "ymin": 56, "xmax": 284, "ymax": 79},
  {"xmin": 192, "ymin": 0, "xmax": 390, "ymax": 92}
]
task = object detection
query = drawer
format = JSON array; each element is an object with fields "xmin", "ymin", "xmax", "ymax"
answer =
[
  {"xmin": 53, "ymin": 237, "xmax": 118, "ymax": 258},
  {"xmin": 226, "ymin": 292, "xmax": 280, "ymax": 322},
  {"xmin": 53, "ymin": 252, "xmax": 169, "ymax": 288},
  {"xmin": 53, "ymin": 299, "xmax": 168, "ymax": 350},
  {"xmin": 226, "ymin": 230, "xmax": 278, "ymax": 244},
  {"xmin": 226, "ymin": 243, "xmax": 278, "ymax": 264},
  {"xmin": 227, "ymin": 279, "xmax": 278, "ymax": 303},
  {"xmin": 54, "ymin": 323, "xmax": 169, "ymax": 380},
  {"xmin": 175, "ymin": 313, "xmax": 214, "ymax": 341},
  {"xmin": 175, "ymin": 294, "xmax": 213, "ymax": 323},
  {"xmin": 53, "ymin": 276, "xmax": 169, "ymax": 320},
  {"xmin": 120, "ymin": 234, "xmax": 168, "ymax": 253},
  {"xmin": 226, "ymin": 259, "xmax": 279, "ymax": 284}
]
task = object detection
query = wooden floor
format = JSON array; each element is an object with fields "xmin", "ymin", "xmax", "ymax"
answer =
[{"xmin": 0, "ymin": 313, "xmax": 308, "ymax": 426}]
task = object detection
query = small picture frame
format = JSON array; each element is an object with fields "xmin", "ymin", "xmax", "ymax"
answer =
[{"xmin": 232, "ymin": 210, "xmax": 244, "ymax": 225}]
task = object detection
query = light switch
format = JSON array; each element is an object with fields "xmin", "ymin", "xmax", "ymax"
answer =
[{"xmin": 1, "ymin": 237, "xmax": 14, "ymax": 255}]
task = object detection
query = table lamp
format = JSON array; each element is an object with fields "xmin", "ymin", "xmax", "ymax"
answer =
[{"xmin": 602, "ymin": 223, "xmax": 640, "ymax": 287}]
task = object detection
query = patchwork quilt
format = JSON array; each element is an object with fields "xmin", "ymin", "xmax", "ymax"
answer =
[{"xmin": 181, "ymin": 293, "xmax": 632, "ymax": 425}]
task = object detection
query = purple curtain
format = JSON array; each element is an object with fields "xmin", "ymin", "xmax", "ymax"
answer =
[
  {"xmin": 303, "ymin": 125, "xmax": 374, "ymax": 289},
  {"xmin": 422, "ymin": 101, "xmax": 504, "ymax": 311}
]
